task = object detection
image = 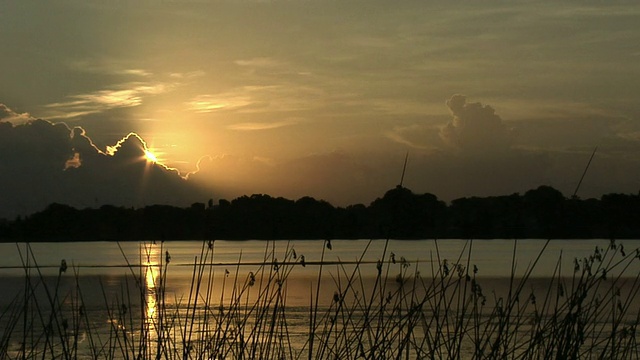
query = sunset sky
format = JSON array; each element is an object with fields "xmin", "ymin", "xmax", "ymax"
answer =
[{"xmin": 1, "ymin": 0, "xmax": 639, "ymax": 218}]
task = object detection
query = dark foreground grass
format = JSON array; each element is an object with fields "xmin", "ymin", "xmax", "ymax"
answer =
[{"xmin": 1, "ymin": 239, "xmax": 640, "ymax": 359}]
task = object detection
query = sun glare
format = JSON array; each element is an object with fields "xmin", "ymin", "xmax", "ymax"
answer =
[{"xmin": 144, "ymin": 149, "xmax": 158, "ymax": 163}]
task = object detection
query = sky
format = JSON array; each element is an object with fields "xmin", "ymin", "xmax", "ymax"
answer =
[{"xmin": 1, "ymin": 0, "xmax": 640, "ymax": 218}]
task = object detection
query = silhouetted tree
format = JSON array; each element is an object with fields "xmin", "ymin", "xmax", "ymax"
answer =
[
  {"xmin": 5, "ymin": 185, "xmax": 640, "ymax": 241},
  {"xmin": 337, "ymin": 204, "xmax": 369, "ymax": 239},
  {"xmin": 523, "ymin": 186, "xmax": 566, "ymax": 238},
  {"xmin": 369, "ymin": 186, "xmax": 446, "ymax": 239},
  {"xmin": 600, "ymin": 193, "xmax": 640, "ymax": 239}
]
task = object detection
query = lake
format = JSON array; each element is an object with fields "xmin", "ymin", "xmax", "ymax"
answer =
[
  {"xmin": 1, "ymin": 239, "xmax": 639, "ymax": 359},
  {"xmin": 3, "ymin": 238, "xmax": 637, "ymax": 276},
  {"xmin": 1, "ymin": 238, "xmax": 636, "ymax": 304}
]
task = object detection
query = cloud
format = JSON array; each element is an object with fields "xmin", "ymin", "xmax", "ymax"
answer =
[
  {"xmin": 185, "ymin": 94, "xmax": 254, "ymax": 113},
  {"xmin": 385, "ymin": 124, "xmax": 442, "ymax": 150},
  {"xmin": 0, "ymin": 118, "xmax": 207, "ymax": 219},
  {"xmin": 235, "ymin": 57, "xmax": 284, "ymax": 68},
  {"xmin": 68, "ymin": 60, "xmax": 153, "ymax": 77},
  {"xmin": 186, "ymin": 151, "xmax": 386, "ymax": 206},
  {"xmin": 440, "ymin": 95, "xmax": 514, "ymax": 155},
  {"xmin": 43, "ymin": 83, "xmax": 171, "ymax": 120},
  {"xmin": 227, "ymin": 119, "xmax": 300, "ymax": 131},
  {"xmin": 0, "ymin": 104, "xmax": 33, "ymax": 123},
  {"xmin": 180, "ymin": 95, "xmax": 557, "ymax": 205},
  {"xmin": 404, "ymin": 151, "xmax": 552, "ymax": 201},
  {"xmin": 185, "ymin": 84, "xmax": 326, "ymax": 116},
  {"xmin": 168, "ymin": 70, "xmax": 206, "ymax": 79},
  {"xmin": 119, "ymin": 69, "xmax": 153, "ymax": 77},
  {"xmin": 2, "ymin": 91, "xmax": 637, "ymax": 220}
]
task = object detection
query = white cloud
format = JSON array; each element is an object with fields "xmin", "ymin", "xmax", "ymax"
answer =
[
  {"xmin": 185, "ymin": 93, "xmax": 254, "ymax": 113},
  {"xmin": 44, "ymin": 83, "xmax": 171, "ymax": 119}
]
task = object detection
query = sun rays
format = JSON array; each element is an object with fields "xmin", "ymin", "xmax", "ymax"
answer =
[
  {"xmin": 144, "ymin": 149, "xmax": 159, "ymax": 163},
  {"xmin": 101, "ymin": 131, "xmax": 184, "ymax": 183}
]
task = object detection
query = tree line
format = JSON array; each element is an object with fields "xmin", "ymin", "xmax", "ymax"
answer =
[{"xmin": 0, "ymin": 185, "xmax": 639, "ymax": 241}]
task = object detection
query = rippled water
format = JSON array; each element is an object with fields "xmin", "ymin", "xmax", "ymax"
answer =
[
  {"xmin": 1, "ymin": 239, "xmax": 639, "ymax": 359},
  {"xmin": 4, "ymin": 239, "xmax": 638, "ymax": 275}
]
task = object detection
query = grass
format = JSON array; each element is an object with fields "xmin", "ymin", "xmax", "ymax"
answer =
[{"xmin": 1, "ymin": 238, "xmax": 639, "ymax": 359}]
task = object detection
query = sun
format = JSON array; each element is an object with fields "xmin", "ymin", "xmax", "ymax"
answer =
[{"xmin": 144, "ymin": 149, "xmax": 158, "ymax": 163}]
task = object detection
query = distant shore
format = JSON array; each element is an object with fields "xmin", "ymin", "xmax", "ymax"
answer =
[{"xmin": 1, "ymin": 185, "xmax": 639, "ymax": 242}]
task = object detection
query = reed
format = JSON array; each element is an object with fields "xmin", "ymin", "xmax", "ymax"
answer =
[{"xmin": 0, "ymin": 239, "xmax": 639, "ymax": 359}]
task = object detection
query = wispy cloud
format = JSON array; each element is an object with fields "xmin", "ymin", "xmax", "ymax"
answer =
[
  {"xmin": 169, "ymin": 70, "xmax": 206, "ymax": 79},
  {"xmin": 185, "ymin": 94, "xmax": 253, "ymax": 113},
  {"xmin": 44, "ymin": 83, "xmax": 170, "ymax": 119},
  {"xmin": 199, "ymin": 85, "xmax": 325, "ymax": 114},
  {"xmin": 235, "ymin": 57, "xmax": 284, "ymax": 68},
  {"xmin": 227, "ymin": 119, "xmax": 300, "ymax": 131},
  {"xmin": 68, "ymin": 60, "xmax": 153, "ymax": 77},
  {"xmin": 385, "ymin": 126, "xmax": 431, "ymax": 150},
  {"xmin": 119, "ymin": 69, "xmax": 153, "ymax": 77}
]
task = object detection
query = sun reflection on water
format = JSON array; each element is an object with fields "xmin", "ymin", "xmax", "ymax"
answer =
[
  {"xmin": 143, "ymin": 245, "xmax": 159, "ymax": 324},
  {"xmin": 145, "ymin": 264, "xmax": 157, "ymax": 320}
]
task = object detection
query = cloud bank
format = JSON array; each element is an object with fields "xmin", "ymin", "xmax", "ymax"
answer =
[
  {"xmin": 0, "ymin": 106, "xmax": 207, "ymax": 219},
  {"xmin": 1, "ymin": 93, "xmax": 639, "ymax": 220}
]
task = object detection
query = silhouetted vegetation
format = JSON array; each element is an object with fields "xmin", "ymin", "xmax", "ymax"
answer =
[
  {"xmin": 4, "ymin": 239, "xmax": 640, "ymax": 358},
  {"xmin": 1, "ymin": 185, "xmax": 640, "ymax": 241}
]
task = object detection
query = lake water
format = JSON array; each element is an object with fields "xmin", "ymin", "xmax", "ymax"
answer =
[
  {"xmin": 3, "ymin": 238, "xmax": 638, "ymax": 276},
  {"xmin": 1, "ymin": 238, "xmax": 636, "ymax": 304},
  {"xmin": 1, "ymin": 239, "xmax": 639, "ymax": 359}
]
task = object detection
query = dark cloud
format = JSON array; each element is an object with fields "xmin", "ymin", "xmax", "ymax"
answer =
[
  {"xmin": 430, "ymin": 95, "xmax": 640, "ymax": 199},
  {"xmin": 275, "ymin": 152, "xmax": 383, "ymax": 204},
  {"xmin": 0, "ymin": 111, "xmax": 207, "ymax": 219},
  {"xmin": 1, "ymin": 96, "xmax": 637, "ymax": 220},
  {"xmin": 186, "ymin": 144, "xmax": 554, "ymax": 206},
  {"xmin": 182, "ymin": 96, "xmax": 574, "ymax": 205},
  {"xmin": 376, "ymin": 95, "xmax": 550, "ymax": 199},
  {"xmin": 440, "ymin": 95, "xmax": 514, "ymax": 155},
  {"xmin": 187, "ymin": 152, "xmax": 384, "ymax": 206},
  {"xmin": 404, "ymin": 151, "xmax": 552, "ymax": 201}
]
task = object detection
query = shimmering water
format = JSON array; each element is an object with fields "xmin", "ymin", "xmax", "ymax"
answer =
[
  {"xmin": 4, "ymin": 238, "xmax": 637, "ymax": 276},
  {"xmin": 1, "ymin": 239, "xmax": 639, "ymax": 359}
]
